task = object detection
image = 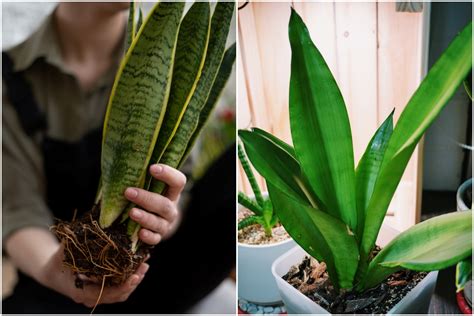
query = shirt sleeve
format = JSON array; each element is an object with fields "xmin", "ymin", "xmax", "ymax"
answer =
[{"xmin": 2, "ymin": 90, "xmax": 53, "ymax": 245}]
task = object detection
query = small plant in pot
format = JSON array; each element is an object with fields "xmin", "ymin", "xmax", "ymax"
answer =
[
  {"xmin": 238, "ymin": 141, "xmax": 295, "ymax": 305},
  {"xmin": 239, "ymin": 8, "xmax": 472, "ymax": 314}
]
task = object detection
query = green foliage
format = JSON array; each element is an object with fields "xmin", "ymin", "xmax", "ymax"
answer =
[
  {"xmin": 456, "ymin": 258, "xmax": 472, "ymax": 292},
  {"xmin": 239, "ymin": 8, "xmax": 472, "ymax": 292},
  {"xmin": 99, "ymin": 1, "xmax": 235, "ymax": 242},
  {"xmin": 238, "ymin": 142, "xmax": 279, "ymax": 237}
]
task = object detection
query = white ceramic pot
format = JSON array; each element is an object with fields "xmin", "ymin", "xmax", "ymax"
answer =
[
  {"xmin": 457, "ymin": 178, "xmax": 472, "ymax": 211},
  {"xmin": 271, "ymin": 224, "xmax": 438, "ymax": 314},
  {"xmin": 238, "ymin": 238, "xmax": 295, "ymax": 305}
]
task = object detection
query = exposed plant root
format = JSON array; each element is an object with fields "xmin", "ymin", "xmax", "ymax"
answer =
[
  {"xmin": 90, "ymin": 275, "xmax": 108, "ymax": 314},
  {"xmin": 51, "ymin": 203, "xmax": 149, "ymax": 287}
]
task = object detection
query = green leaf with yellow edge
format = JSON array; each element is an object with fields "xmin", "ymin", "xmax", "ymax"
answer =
[
  {"xmin": 456, "ymin": 258, "xmax": 472, "ymax": 292},
  {"xmin": 288, "ymin": 8, "xmax": 357, "ymax": 233},
  {"xmin": 359, "ymin": 211, "xmax": 472, "ymax": 290},
  {"xmin": 149, "ymin": 2, "xmax": 235, "ymax": 194},
  {"xmin": 100, "ymin": 2, "xmax": 184, "ymax": 228},
  {"xmin": 180, "ymin": 42, "xmax": 236, "ymax": 167},
  {"xmin": 147, "ymin": 2, "xmax": 211, "ymax": 175}
]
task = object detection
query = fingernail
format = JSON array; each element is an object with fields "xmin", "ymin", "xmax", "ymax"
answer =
[
  {"xmin": 151, "ymin": 164, "xmax": 163, "ymax": 175},
  {"xmin": 130, "ymin": 275, "xmax": 139, "ymax": 286},
  {"xmin": 125, "ymin": 188, "xmax": 138, "ymax": 199},
  {"xmin": 131, "ymin": 209, "xmax": 142, "ymax": 219}
]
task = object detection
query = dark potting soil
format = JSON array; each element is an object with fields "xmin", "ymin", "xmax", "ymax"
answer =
[
  {"xmin": 283, "ymin": 255, "xmax": 427, "ymax": 314},
  {"xmin": 52, "ymin": 203, "xmax": 151, "ymax": 287}
]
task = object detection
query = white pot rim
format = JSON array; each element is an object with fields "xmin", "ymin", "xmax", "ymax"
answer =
[{"xmin": 238, "ymin": 236, "xmax": 294, "ymax": 249}]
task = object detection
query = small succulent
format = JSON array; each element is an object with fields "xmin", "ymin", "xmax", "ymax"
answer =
[{"xmin": 238, "ymin": 141, "xmax": 278, "ymax": 237}]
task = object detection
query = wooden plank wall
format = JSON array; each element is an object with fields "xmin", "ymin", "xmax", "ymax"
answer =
[{"xmin": 238, "ymin": 2, "xmax": 429, "ymax": 231}]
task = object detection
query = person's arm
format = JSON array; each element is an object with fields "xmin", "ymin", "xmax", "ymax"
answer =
[{"xmin": 5, "ymin": 227, "xmax": 149, "ymax": 307}]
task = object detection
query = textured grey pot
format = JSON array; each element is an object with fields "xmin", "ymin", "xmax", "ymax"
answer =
[{"xmin": 271, "ymin": 225, "xmax": 438, "ymax": 314}]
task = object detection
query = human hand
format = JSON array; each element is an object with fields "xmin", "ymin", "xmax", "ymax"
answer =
[
  {"xmin": 40, "ymin": 245, "xmax": 149, "ymax": 308},
  {"xmin": 125, "ymin": 163, "xmax": 186, "ymax": 245}
]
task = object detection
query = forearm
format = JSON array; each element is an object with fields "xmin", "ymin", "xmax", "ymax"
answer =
[{"xmin": 5, "ymin": 227, "xmax": 60, "ymax": 284}]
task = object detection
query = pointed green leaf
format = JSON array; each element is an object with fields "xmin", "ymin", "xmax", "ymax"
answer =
[
  {"xmin": 360, "ymin": 22, "xmax": 472, "ymax": 262},
  {"xmin": 239, "ymin": 130, "xmax": 321, "ymax": 208},
  {"xmin": 100, "ymin": 2, "xmax": 184, "ymax": 228},
  {"xmin": 360, "ymin": 212, "xmax": 472, "ymax": 290},
  {"xmin": 125, "ymin": 1, "xmax": 135, "ymax": 52},
  {"xmin": 456, "ymin": 258, "xmax": 472, "ymax": 292},
  {"xmin": 136, "ymin": 6, "xmax": 143, "ymax": 36},
  {"xmin": 180, "ymin": 43, "xmax": 237, "ymax": 166},
  {"xmin": 288, "ymin": 8, "xmax": 357, "ymax": 232},
  {"xmin": 238, "ymin": 191, "xmax": 263, "ymax": 216},
  {"xmin": 355, "ymin": 111, "xmax": 394, "ymax": 238},
  {"xmin": 268, "ymin": 183, "xmax": 359, "ymax": 290},
  {"xmin": 238, "ymin": 215, "xmax": 263, "ymax": 231},
  {"xmin": 149, "ymin": 2, "xmax": 235, "ymax": 194},
  {"xmin": 148, "ymin": 2, "xmax": 211, "ymax": 173},
  {"xmin": 252, "ymin": 127, "xmax": 296, "ymax": 158},
  {"xmin": 238, "ymin": 141, "xmax": 264, "ymax": 207}
]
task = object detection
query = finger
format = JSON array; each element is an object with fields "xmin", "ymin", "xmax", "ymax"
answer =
[
  {"xmin": 138, "ymin": 228, "xmax": 162, "ymax": 246},
  {"xmin": 129, "ymin": 208, "xmax": 170, "ymax": 235},
  {"xmin": 149, "ymin": 164, "xmax": 186, "ymax": 201},
  {"xmin": 76, "ymin": 274, "xmax": 100, "ymax": 285},
  {"xmin": 136, "ymin": 262, "xmax": 150, "ymax": 280},
  {"xmin": 125, "ymin": 188, "xmax": 177, "ymax": 221},
  {"xmin": 94, "ymin": 275, "xmax": 140, "ymax": 305}
]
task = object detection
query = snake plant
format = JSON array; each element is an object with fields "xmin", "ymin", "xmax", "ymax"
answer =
[
  {"xmin": 100, "ymin": 1, "xmax": 235, "ymax": 237},
  {"xmin": 55, "ymin": 1, "xmax": 235, "ymax": 286},
  {"xmin": 238, "ymin": 141, "xmax": 279, "ymax": 237},
  {"xmin": 239, "ymin": 8, "xmax": 472, "ymax": 292}
]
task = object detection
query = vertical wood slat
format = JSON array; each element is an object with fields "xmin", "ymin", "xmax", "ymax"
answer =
[
  {"xmin": 333, "ymin": 2, "xmax": 378, "ymax": 164},
  {"xmin": 377, "ymin": 2, "xmax": 428, "ymax": 230}
]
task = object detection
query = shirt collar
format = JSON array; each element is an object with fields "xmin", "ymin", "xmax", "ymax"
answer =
[
  {"xmin": 8, "ymin": 9, "xmax": 126, "ymax": 80},
  {"xmin": 8, "ymin": 11, "xmax": 65, "ymax": 73}
]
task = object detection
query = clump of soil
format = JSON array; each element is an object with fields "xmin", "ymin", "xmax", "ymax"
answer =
[
  {"xmin": 51, "ymin": 203, "xmax": 150, "ymax": 287},
  {"xmin": 283, "ymin": 254, "xmax": 427, "ymax": 313},
  {"xmin": 238, "ymin": 208, "xmax": 290, "ymax": 245}
]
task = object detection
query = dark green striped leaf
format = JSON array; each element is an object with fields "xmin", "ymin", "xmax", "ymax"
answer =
[
  {"xmin": 238, "ymin": 191, "xmax": 262, "ymax": 216},
  {"xmin": 180, "ymin": 42, "xmax": 236, "ymax": 166},
  {"xmin": 148, "ymin": 2, "xmax": 211, "ymax": 175},
  {"xmin": 149, "ymin": 2, "xmax": 235, "ymax": 194},
  {"xmin": 238, "ymin": 140, "xmax": 264, "ymax": 207},
  {"xmin": 100, "ymin": 2, "xmax": 184, "ymax": 228}
]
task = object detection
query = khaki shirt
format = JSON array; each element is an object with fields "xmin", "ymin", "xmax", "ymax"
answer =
[{"xmin": 2, "ymin": 12, "xmax": 123, "ymax": 242}]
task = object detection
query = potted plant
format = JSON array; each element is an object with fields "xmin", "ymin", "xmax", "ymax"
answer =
[
  {"xmin": 238, "ymin": 141, "xmax": 295, "ymax": 305},
  {"xmin": 239, "ymin": 8, "xmax": 472, "ymax": 314}
]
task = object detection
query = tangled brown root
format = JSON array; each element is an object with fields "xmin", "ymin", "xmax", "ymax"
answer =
[{"xmin": 51, "ymin": 204, "xmax": 149, "ymax": 287}]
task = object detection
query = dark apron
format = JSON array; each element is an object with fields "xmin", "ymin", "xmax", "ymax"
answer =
[{"xmin": 2, "ymin": 52, "xmax": 236, "ymax": 314}]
